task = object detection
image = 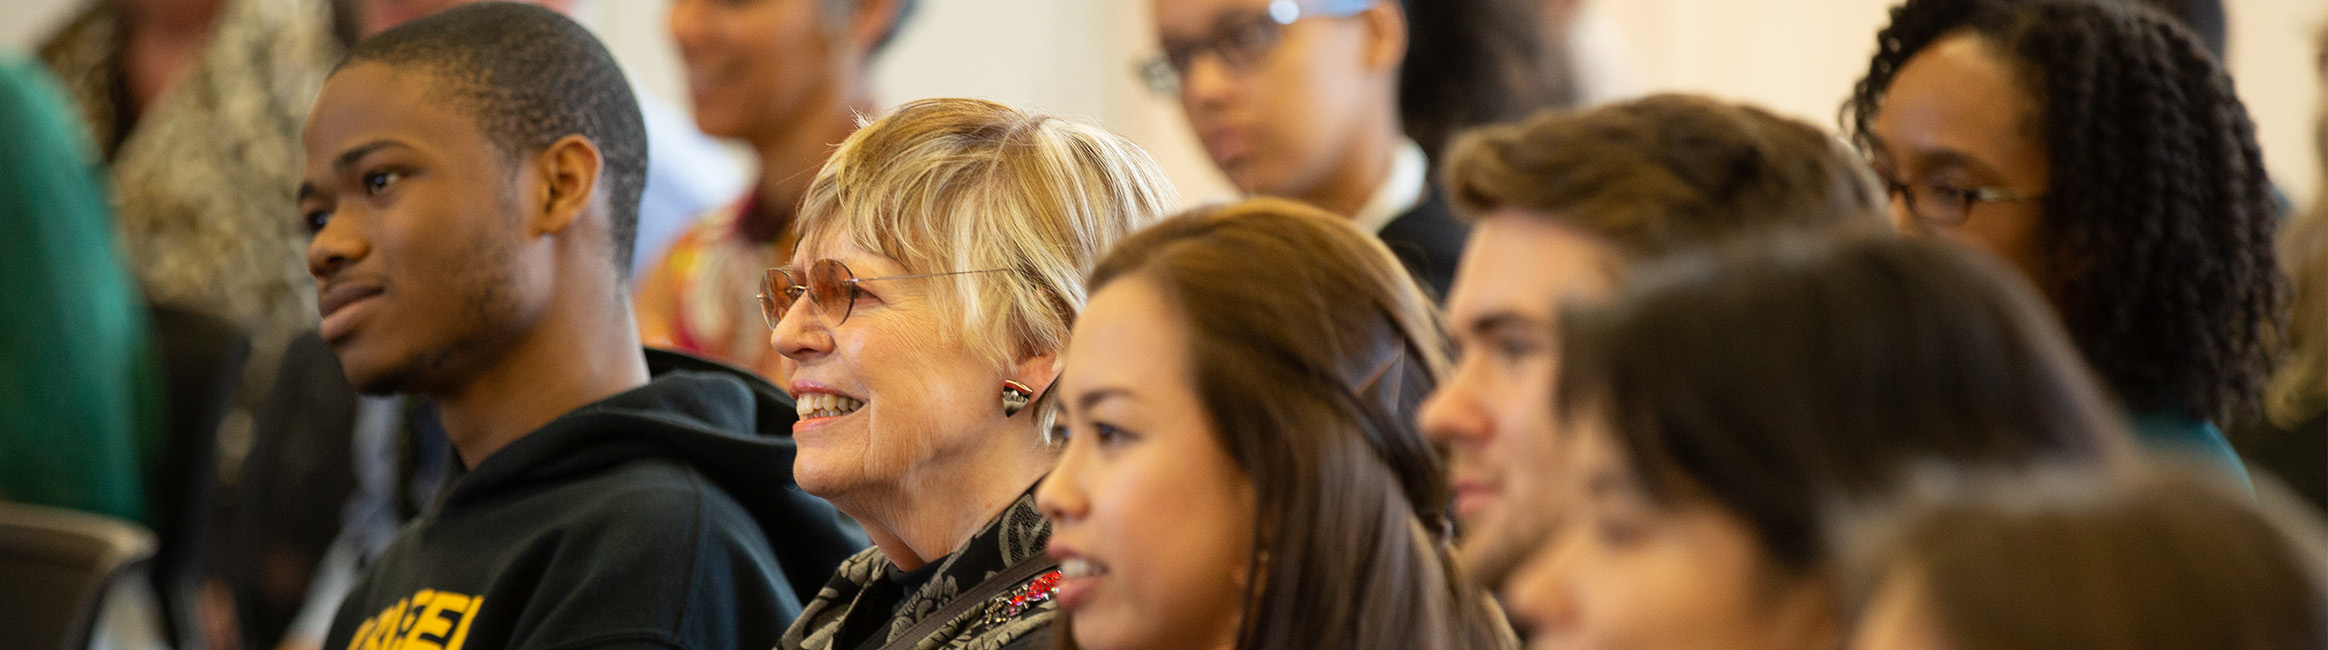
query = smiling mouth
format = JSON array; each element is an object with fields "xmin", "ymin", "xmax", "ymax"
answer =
[
  {"xmin": 1059, "ymin": 558, "xmax": 1110, "ymax": 579},
  {"xmin": 795, "ymin": 393, "xmax": 866, "ymax": 419},
  {"xmin": 317, "ymin": 283, "xmax": 382, "ymax": 319},
  {"xmin": 684, "ymin": 65, "xmax": 736, "ymax": 98}
]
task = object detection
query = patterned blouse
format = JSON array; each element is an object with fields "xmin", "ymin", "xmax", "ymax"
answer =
[
  {"xmin": 635, "ymin": 195, "xmax": 792, "ymax": 381},
  {"xmin": 39, "ymin": 0, "xmax": 340, "ymax": 403},
  {"xmin": 781, "ymin": 490, "xmax": 1061, "ymax": 650}
]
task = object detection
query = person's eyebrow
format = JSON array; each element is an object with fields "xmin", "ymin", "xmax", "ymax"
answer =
[
  {"xmin": 1075, "ymin": 386, "xmax": 1134, "ymax": 413},
  {"xmin": 1465, "ymin": 311, "xmax": 1547, "ymax": 338},
  {"xmin": 1195, "ymin": 7, "xmax": 1266, "ymax": 39},
  {"xmin": 300, "ymin": 140, "xmax": 407, "ymax": 202},
  {"xmin": 1861, "ymin": 132, "xmax": 1892, "ymax": 158},
  {"xmin": 1905, "ymin": 145, "xmax": 2007, "ymax": 180},
  {"xmin": 334, "ymin": 139, "xmax": 406, "ymax": 173}
]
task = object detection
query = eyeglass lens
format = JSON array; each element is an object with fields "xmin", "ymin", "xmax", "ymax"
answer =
[
  {"xmin": 1145, "ymin": 9, "xmax": 1290, "ymax": 94},
  {"xmin": 1885, "ymin": 181, "xmax": 1972, "ymax": 226},
  {"xmin": 761, "ymin": 259, "xmax": 859, "ymax": 329}
]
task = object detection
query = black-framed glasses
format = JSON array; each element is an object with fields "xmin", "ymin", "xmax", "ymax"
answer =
[
  {"xmin": 1136, "ymin": 0, "xmax": 1374, "ymax": 96},
  {"xmin": 759, "ymin": 260, "xmax": 1008, "ymax": 329},
  {"xmin": 1881, "ymin": 179, "xmax": 2043, "ymax": 227}
]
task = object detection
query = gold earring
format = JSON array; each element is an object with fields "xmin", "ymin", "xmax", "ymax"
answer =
[{"xmin": 1002, "ymin": 380, "xmax": 1034, "ymax": 417}]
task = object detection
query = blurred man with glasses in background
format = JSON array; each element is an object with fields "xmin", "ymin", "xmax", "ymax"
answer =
[{"xmin": 1145, "ymin": 0, "xmax": 1559, "ymax": 300}]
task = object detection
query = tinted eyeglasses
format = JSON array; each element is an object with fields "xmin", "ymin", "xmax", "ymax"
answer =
[
  {"xmin": 760, "ymin": 260, "xmax": 1008, "ymax": 329},
  {"xmin": 1137, "ymin": 0, "xmax": 1374, "ymax": 96}
]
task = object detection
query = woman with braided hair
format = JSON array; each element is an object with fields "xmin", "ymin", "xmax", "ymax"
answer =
[{"xmin": 1845, "ymin": 0, "xmax": 2282, "ymax": 480}]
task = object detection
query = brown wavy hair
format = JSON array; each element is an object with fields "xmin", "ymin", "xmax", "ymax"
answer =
[
  {"xmin": 1443, "ymin": 93, "xmax": 1886, "ymax": 258},
  {"xmin": 1065, "ymin": 198, "xmax": 1512, "ymax": 650}
]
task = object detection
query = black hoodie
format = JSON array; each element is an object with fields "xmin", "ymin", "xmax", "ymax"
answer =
[{"xmin": 322, "ymin": 350, "xmax": 868, "ymax": 650}]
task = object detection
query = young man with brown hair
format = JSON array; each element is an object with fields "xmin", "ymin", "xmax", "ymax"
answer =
[{"xmin": 1418, "ymin": 94, "xmax": 1887, "ymax": 586}]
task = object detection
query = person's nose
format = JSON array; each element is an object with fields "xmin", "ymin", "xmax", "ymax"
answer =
[
  {"xmin": 1035, "ymin": 441, "xmax": 1092, "ymax": 524},
  {"xmin": 306, "ymin": 206, "xmax": 369, "ymax": 282},
  {"xmin": 1417, "ymin": 367, "xmax": 1494, "ymax": 448},
  {"xmin": 1503, "ymin": 529, "xmax": 1585, "ymax": 642},
  {"xmin": 769, "ymin": 289, "xmax": 836, "ymax": 363}
]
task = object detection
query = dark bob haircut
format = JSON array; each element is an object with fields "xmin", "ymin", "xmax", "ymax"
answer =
[{"xmin": 1555, "ymin": 232, "xmax": 2133, "ymax": 569}]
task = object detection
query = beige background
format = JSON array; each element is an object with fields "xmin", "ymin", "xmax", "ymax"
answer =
[{"xmin": 7, "ymin": 0, "xmax": 2322, "ymax": 210}]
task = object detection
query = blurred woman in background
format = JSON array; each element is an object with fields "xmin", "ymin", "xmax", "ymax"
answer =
[
  {"xmin": 634, "ymin": 0, "xmax": 913, "ymax": 380},
  {"xmin": 1039, "ymin": 199, "xmax": 1513, "ymax": 650},
  {"xmin": 2234, "ymin": 24, "xmax": 2328, "ymax": 513},
  {"xmin": 1502, "ymin": 233, "xmax": 2131, "ymax": 650}
]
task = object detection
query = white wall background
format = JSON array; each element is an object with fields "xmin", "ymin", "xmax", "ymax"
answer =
[
  {"xmin": 1585, "ymin": 0, "xmax": 2328, "ymax": 209},
  {"xmin": 5, "ymin": 0, "xmax": 2321, "ymax": 209}
]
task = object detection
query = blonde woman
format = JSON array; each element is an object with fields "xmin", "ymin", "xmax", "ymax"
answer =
[
  {"xmin": 769, "ymin": 98, "xmax": 1177, "ymax": 650},
  {"xmin": 2238, "ymin": 29, "xmax": 2328, "ymax": 510}
]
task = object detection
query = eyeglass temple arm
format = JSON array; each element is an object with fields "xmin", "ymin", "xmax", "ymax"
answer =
[
  {"xmin": 1971, "ymin": 187, "xmax": 2043, "ymax": 202},
  {"xmin": 849, "ymin": 268, "xmax": 1013, "ymax": 283}
]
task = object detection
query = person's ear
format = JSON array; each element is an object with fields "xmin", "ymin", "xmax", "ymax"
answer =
[
  {"xmin": 848, "ymin": 0, "xmax": 909, "ymax": 54},
  {"xmin": 531, "ymin": 134, "xmax": 602, "ymax": 237},
  {"xmin": 1002, "ymin": 350, "xmax": 1064, "ymax": 422},
  {"xmin": 1011, "ymin": 351, "xmax": 1064, "ymax": 402},
  {"xmin": 1359, "ymin": 0, "xmax": 1409, "ymax": 72}
]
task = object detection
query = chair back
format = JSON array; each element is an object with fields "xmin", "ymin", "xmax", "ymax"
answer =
[
  {"xmin": 144, "ymin": 304, "xmax": 249, "ymax": 650},
  {"xmin": 0, "ymin": 503, "xmax": 158, "ymax": 650}
]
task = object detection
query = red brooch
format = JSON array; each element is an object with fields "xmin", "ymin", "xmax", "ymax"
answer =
[
  {"xmin": 1009, "ymin": 571, "xmax": 1062, "ymax": 612},
  {"xmin": 977, "ymin": 569, "xmax": 1063, "ymax": 627}
]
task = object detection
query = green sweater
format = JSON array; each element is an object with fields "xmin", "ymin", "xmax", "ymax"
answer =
[{"xmin": 0, "ymin": 55, "xmax": 161, "ymax": 523}]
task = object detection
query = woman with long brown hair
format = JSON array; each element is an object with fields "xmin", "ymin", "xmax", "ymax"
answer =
[{"xmin": 1036, "ymin": 198, "xmax": 1513, "ymax": 650}]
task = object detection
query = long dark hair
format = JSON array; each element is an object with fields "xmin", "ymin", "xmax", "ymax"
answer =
[
  {"xmin": 1556, "ymin": 232, "xmax": 2132, "ymax": 570},
  {"xmin": 1841, "ymin": 0, "xmax": 2284, "ymax": 425},
  {"xmin": 1076, "ymin": 198, "xmax": 1510, "ymax": 650},
  {"xmin": 1397, "ymin": 0, "xmax": 1573, "ymax": 158}
]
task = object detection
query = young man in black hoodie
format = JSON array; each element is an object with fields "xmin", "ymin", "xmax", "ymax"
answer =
[{"xmin": 295, "ymin": 5, "xmax": 863, "ymax": 650}]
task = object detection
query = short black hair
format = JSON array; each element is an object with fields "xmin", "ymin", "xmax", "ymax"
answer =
[
  {"xmin": 1556, "ymin": 233, "xmax": 2130, "ymax": 570},
  {"xmin": 1396, "ymin": 0, "xmax": 1574, "ymax": 158},
  {"xmin": 1843, "ymin": 0, "xmax": 2284, "ymax": 425},
  {"xmin": 339, "ymin": 2, "xmax": 648, "ymax": 275}
]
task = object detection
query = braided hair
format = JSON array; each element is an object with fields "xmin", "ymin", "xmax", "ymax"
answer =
[{"xmin": 1841, "ymin": 0, "xmax": 2283, "ymax": 424}]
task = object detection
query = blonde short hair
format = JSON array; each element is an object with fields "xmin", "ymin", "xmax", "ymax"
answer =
[{"xmin": 795, "ymin": 97, "xmax": 1179, "ymax": 373}]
